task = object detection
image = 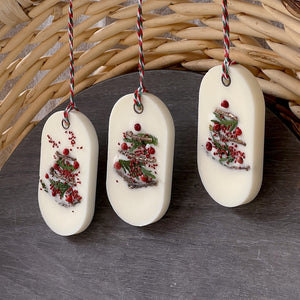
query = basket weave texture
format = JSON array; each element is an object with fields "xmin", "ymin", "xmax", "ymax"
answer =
[{"xmin": 0, "ymin": 0, "xmax": 300, "ymax": 168}]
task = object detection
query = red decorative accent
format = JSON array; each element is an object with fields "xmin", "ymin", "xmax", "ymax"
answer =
[
  {"xmin": 213, "ymin": 123, "xmax": 221, "ymax": 131},
  {"xmin": 45, "ymin": 173, "xmax": 49, "ymax": 179},
  {"xmin": 121, "ymin": 143, "xmax": 128, "ymax": 150},
  {"xmin": 73, "ymin": 161, "xmax": 79, "ymax": 169},
  {"xmin": 134, "ymin": 123, "xmax": 141, "ymax": 131},
  {"xmin": 141, "ymin": 175, "xmax": 147, "ymax": 182},
  {"xmin": 66, "ymin": 195, "xmax": 73, "ymax": 203},
  {"xmin": 237, "ymin": 157, "xmax": 243, "ymax": 164},
  {"xmin": 235, "ymin": 127, "xmax": 242, "ymax": 136},
  {"xmin": 221, "ymin": 100, "xmax": 229, "ymax": 108},
  {"xmin": 54, "ymin": 163, "xmax": 59, "ymax": 170},
  {"xmin": 68, "ymin": 131, "xmax": 76, "ymax": 147},
  {"xmin": 206, "ymin": 142, "xmax": 212, "ymax": 151},
  {"xmin": 114, "ymin": 161, "xmax": 122, "ymax": 170},
  {"xmin": 47, "ymin": 134, "xmax": 59, "ymax": 148},
  {"xmin": 148, "ymin": 147, "xmax": 155, "ymax": 155},
  {"xmin": 63, "ymin": 148, "xmax": 69, "ymax": 155}
]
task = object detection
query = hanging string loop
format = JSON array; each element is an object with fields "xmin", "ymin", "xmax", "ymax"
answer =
[
  {"xmin": 63, "ymin": 0, "xmax": 78, "ymax": 129},
  {"xmin": 221, "ymin": 0, "xmax": 236, "ymax": 86},
  {"xmin": 133, "ymin": 0, "xmax": 147, "ymax": 112}
]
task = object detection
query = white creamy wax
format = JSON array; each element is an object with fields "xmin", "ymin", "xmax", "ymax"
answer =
[
  {"xmin": 38, "ymin": 111, "xmax": 98, "ymax": 236},
  {"xmin": 106, "ymin": 93, "xmax": 175, "ymax": 226},
  {"xmin": 198, "ymin": 64, "xmax": 265, "ymax": 207}
]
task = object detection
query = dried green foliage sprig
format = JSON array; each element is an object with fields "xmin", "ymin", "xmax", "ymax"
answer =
[
  {"xmin": 50, "ymin": 179, "xmax": 70, "ymax": 197},
  {"xmin": 212, "ymin": 112, "xmax": 238, "ymax": 132},
  {"xmin": 119, "ymin": 159, "xmax": 156, "ymax": 179}
]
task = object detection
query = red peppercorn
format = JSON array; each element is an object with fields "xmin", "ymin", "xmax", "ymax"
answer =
[
  {"xmin": 52, "ymin": 191, "xmax": 57, "ymax": 197},
  {"xmin": 134, "ymin": 123, "xmax": 141, "ymax": 131},
  {"xmin": 73, "ymin": 161, "xmax": 80, "ymax": 169},
  {"xmin": 121, "ymin": 143, "xmax": 128, "ymax": 150},
  {"xmin": 237, "ymin": 157, "xmax": 243, "ymax": 164},
  {"xmin": 206, "ymin": 142, "xmax": 212, "ymax": 151},
  {"xmin": 221, "ymin": 100, "xmax": 229, "ymax": 108},
  {"xmin": 53, "ymin": 163, "xmax": 59, "ymax": 170},
  {"xmin": 66, "ymin": 194, "xmax": 73, "ymax": 203},
  {"xmin": 114, "ymin": 161, "xmax": 122, "ymax": 170},
  {"xmin": 141, "ymin": 175, "xmax": 147, "ymax": 182},
  {"xmin": 45, "ymin": 173, "xmax": 49, "ymax": 179},
  {"xmin": 148, "ymin": 147, "xmax": 155, "ymax": 155},
  {"xmin": 235, "ymin": 127, "xmax": 242, "ymax": 136},
  {"xmin": 213, "ymin": 123, "xmax": 221, "ymax": 131},
  {"xmin": 63, "ymin": 148, "xmax": 69, "ymax": 155}
]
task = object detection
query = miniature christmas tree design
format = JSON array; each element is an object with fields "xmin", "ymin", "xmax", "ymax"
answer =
[
  {"xmin": 40, "ymin": 149, "xmax": 82, "ymax": 207},
  {"xmin": 114, "ymin": 123, "xmax": 158, "ymax": 188},
  {"xmin": 205, "ymin": 100, "xmax": 250, "ymax": 170}
]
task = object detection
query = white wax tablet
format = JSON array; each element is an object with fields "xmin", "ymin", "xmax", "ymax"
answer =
[
  {"xmin": 198, "ymin": 64, "xmax": 265, "ymax": 207},
  {"xmin": 38, "ymin": 110, "xmax": 98, "ymax": 236},
  {"xmin": 106, "ymin": 93, "xmax": 175, "ymax": 226}
]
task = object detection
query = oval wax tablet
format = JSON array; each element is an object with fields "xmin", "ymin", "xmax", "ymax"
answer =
[
  {"xmin": 106, "ymin": 93, "xmax": 175, "ymax": 226},
  {"xmin": 198, "ymin": 64, "xmax": 265, "ymax": 207},
  {"xmin": 38, "ymin": 111, "xmax": 98, "ymax": 236}
]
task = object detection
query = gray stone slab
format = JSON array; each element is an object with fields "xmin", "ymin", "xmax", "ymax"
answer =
[{"xmin": 0, "ymin": 70, "xmax": 299, "ymax": 300}]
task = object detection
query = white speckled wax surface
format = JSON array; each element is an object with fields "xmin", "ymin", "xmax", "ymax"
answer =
[
  {"xmin": 198, "ymin": 65, "xmax": 265, "ymax": 207},
  {"xmin": 38, "ymin": 110, "xmax": 98, "ymax": 236},
  {"xmin": 106, "ymin": 93, "xmax": 175, "ymax": 226}
]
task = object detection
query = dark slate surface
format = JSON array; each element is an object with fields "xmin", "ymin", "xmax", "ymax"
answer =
[{"xmin": 0, "ymin": 70, "xmax": 299, "ymax": 300}]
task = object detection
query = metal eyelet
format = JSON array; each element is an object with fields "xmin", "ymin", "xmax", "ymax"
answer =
[
  {"xmin": 62, "ymin": 119, "xmax": 70, "ymax": 129},
  {"xmin": 133, "ymin": 103, "xmax": 144, "ymax": 114},
  {"xmin": 222, "ymin": 75, "xmax": 231, "ymax": 87}
]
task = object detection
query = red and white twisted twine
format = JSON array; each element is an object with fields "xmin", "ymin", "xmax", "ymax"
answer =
[
  {"xmin": 63, "ymin": 0, "xmax": 77, "ymax": 127},
  {"xmin": 222, "ymin": 0, "xmax": 235, "ymax": 82},
  {"xmin": 133, "ymin": 0, "xmax": 147, "ymax": 108}
]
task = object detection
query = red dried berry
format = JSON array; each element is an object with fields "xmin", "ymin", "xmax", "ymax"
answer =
[
  {"xmin": 235, "ymin": 127, "xmax": 242, "ymax": 136},
  {"xmin": 221, "ymin": 100, "xmax": 229, "ymax": 108},
  {"xmin": 134, "ymin": 123, "xmax": 141, "ymax": 131},
  {"xmin": 121, "ymin": 143, "xmax": 128, "ymax": 150},
  {"xmin": 53, "ymin": 163, "xmax": 59, "ymax": 170},
  {"xmin": 141, "ymin": 175, "xmax": 147, "ymax": 182},
  {"xmin": 213, "ymin": 123, "xmax": 221, "ymax": 131},
  {"xmin": 52, "ymin": 191, "xmax": 57, "ymax": 197},
  {"xmin": 114, "ymin": 161, "xmax": 122, "ymax": 170},
  {"xmin": 206, "ymin": 142, "xmax": 212, "ymax": 151},
  {"xmin": 237, "ymin": 157, "xmax": 243, "ymax": 164},
  {"xmin": 66, "ymin": 195, "xmax": 73, "ymax": 203},
  {"xmin": 148, "ymin": 147, "xmax": 155, "ymax": 155},
  {"xmin": 63, "ymin": 148, "xmax": 69, "ymax": 155},
  {"xmin": 45, "ymin": 173, "xmax": 49, "ymax": 179},
  {"xmin": 73, "ymin": 161, "xmax": 79, "ymax": 169}
]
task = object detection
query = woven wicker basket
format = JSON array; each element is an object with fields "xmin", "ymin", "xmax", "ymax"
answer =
[{"xmin": 0, "ymin": 0, "xmax": 300, "ymax": 168}]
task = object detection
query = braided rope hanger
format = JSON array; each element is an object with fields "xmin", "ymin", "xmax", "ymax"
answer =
[
  {"xmin": 133, "ymin": 0, "xmax": 147, "ymax": 112},
  {"xmin": 221, "ymin": 0, "xmax": 236, "ymax": 86},
  {"xmin": 63, "ymin": 0, "xmax": 78, "ymax": 129}
]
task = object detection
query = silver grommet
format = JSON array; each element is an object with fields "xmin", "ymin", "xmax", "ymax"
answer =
[
  {"xmin": 62, "ymin": 119, "xmax": 70, "ymax": 129},
  {"xmin": 222, "ymin": 75, "xmax": 231, "ymax": 87},
  {"xmin": 133, "ymin": 103, "xmax": 144, "ymax": 114}
]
